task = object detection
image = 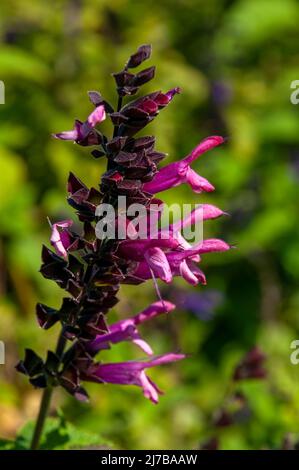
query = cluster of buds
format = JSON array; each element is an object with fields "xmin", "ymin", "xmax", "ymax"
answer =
[{"xmin": 17, "ymin": 46, "xmax": 230, "ymax": 404}]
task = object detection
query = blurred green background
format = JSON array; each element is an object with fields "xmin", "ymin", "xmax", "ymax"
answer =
[{"xmin": 1, "ymin": 0, "xmax": 299, "ymax": 450}]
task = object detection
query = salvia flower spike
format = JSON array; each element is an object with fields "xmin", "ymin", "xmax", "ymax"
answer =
[{"xmin": 17, "ymin": 45, "xmax": 229, "ymax": 406}]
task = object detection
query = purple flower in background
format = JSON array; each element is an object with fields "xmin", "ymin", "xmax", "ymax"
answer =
[
  {"xmin": 83, "ymin": 353, "xmax": 185, "ymax": 404},
  {"xmin": 86, "ymin": 300, "xmax": 175, "ymax": 355},
  {"xmin": 53, "ymin": 104, "xmax": 106, "ymax": 145},
  {"xmin": 212, "ymin": 80, "xmax": 233, "ymax": 106},
  {"xmin": 174, "ymin": 289, "xmax": 224, "ymax": 321}
]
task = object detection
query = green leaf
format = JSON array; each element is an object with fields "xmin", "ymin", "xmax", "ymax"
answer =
[
  {"xmin": 0, "ymin": 438, "xmax": 14, "ymax": 450},
  {"xmin": 13, "ymin": 414, "xmax": 110, "ymax": 450}
]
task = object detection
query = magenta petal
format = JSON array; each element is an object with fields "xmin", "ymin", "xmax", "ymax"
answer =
[
  {"xmin": 144, "ymin": 247, "xmax": 173, "ymax": 283},
  {"xmin": 143, "ymin": 161, "xmax": 215, "ymax": 195},
  {"xmin": 173, "ymin": 232, "xmax": 200, "ymax": 262},
  {"xmin": 53, "ymin": 129, "xmax": 79, "ymax": 141},
  {"xmin": 201, "ymin": 204, "xmax": 226, "ymax": 220},
  {"xmin": 84, "ymin": 353, "xmax": 185, "ymax": 403},
  {"xmin": 179, "ymin": 260, "xmax": 200, "ymax": 285},
  {"xmin": 50, "ymin": 219, "xmax": 73, "ymax": 258},
  {"xmin": 166, "ymin": 250, "xmax": 195, "ymax": 265},
  {"xmin": 87, "ymin": 329, "xmax": 129, "ymax": 353},
  {"xmin": 167, "ymin": 239, "xmax": 230, "ymax": 260},
  {"xmin": 53, "ymin": 105, "xmax": 105, "ymax": 142},
  {"xmin": 180, "ymin": 261, "xmax": 206, "ymax": 285},
  {"xmin": 186, "ymin": 167, "xmax": 215, "ymax": 193},
  {"xmin": 173, "ymin": 230, "xmax": 194, "ymax": 250},
  {"xmin": 53, "ymin": 220, "xmax": 73, "ymax": 229},
  {"xmin": 142, "ymin": 161, "xmax": 185, "ymax": 194},
  {"xmin": 171, "ymin": 204, "xmax": 224, "ymax": 233},
  {"xmin": 133, "ymin": 300, "xmax": 175, "ymax": 324},
  {"xmin": 139, "ymin": 370, "xmax": 160, "ymax": 403},
  {"xmin": 143, "ymin": 135, "xmax": 224, "ymax": 195},
  {"xmin": 184, "ymin": 135, "xmax": 225, "ymax": 164},
  {"xmin": 119, "ymin": 237, "xmax": 179, "ymax": 261},
  {"xmin": 87, "ymin": 104, "xmax": 106, "ymax": 127},
  {"xmin": 188, "ymin": 263, "xmax": 206, "ymax": 285},
  {"xmin": 89, "ymin": 325, "xmax": 154, "ymax": 356},
  {"xmin": 132, "ymin": 334, "xmax": 154, "ymax": 355},
  {"xmin": 143, "ymin": 353, "xmax": 186, "ymax": 368},
  {"xmin": 87, "ymin": 300, "xmax": 175, "ymax": 354},
  {"xmin": 132, "ymin": 261, "xmax": 152, "ymax": 280},
  {"xmin": 194, "ymin": 238, "xmax": 231, "ymax": 254}
]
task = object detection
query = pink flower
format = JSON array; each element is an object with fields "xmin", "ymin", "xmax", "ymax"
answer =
[
  {"xmin": 169, "ymin": 203, "xmax": 227, "ymax": 234},
  {"xmin": 117, "ymin": 237, "xmax": 179, "ymax": 261},
  {"xmin": 117, "ymin": 237, "xmax": 179, "ymax": 283},
  {"xmin": 132, "ymin": 239, "xmax": 231, "ymax": 285},
  {"xmin": 83, "ymin": 353, "xmax": 185, "ymax": 403},
  {"xmin": 118, "ymin": 204, "xmax": 227, "ymax": 285},
  {"xmin": 143, "ymin": 136, "xmax": 224, "ymax": 194},
  {"xmin": 123, "ymin": 204, "xmax": 229, "ymax": 285},
  {"xmin": 50, "ymin": 220, "xmax": 73, "ymax": 258},
  {"xmin": 53, "ymin": 105, "xmax": 106, "ymax": 145},
  {"xmin": 86, "ymin": 300, "xmax": 175, "ymax": 355}
]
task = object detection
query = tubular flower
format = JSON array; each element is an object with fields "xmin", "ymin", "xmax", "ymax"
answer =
[
  {"xmin": 83, "ymin": 353, "xmax": 185, "ymax": 404},
  {"xmin": 132, "ymin": 239, "xmax": 230, "ymax": 285},
  {"xmin": 53, "ymin": 104, "xmax": 106, "ymax": 145},
  {"xmin": 143, "ymin": 136, "xmax": 224, "ymax": 194},
  {"xmin": 117, "ymin": 237, "xmax": 179, "ymax": 283},
  {"xmin": 17, "ymin": 45, "xmax": 230, "ymax": 405},
  {"xmin": 118, "ymin": 204, "xmax": 228, "ymax": 284},
  {"xmin": 86, "ymin": 300, "xmax": 175, "ymax": 355}
]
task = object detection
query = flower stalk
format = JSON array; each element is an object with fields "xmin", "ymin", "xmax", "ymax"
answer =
[
  {"xmin": 30, "ymin": 386, "xmax": 53, "ymax": 450},
  {"xmin": 30, "ymin": 329, "xmax": 67, "ymax": 449},
  {"xmin": 16, "ymin": 45, "xmax": 230, "ymax": 449}
]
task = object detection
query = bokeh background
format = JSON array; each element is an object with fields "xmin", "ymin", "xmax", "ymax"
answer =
[{"xmin": 1, "ymin": 0, "xmax": 299, "ymax": 450}]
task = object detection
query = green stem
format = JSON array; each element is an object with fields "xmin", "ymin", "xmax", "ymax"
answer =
[
  {"xmin": 30, "ymin": 386, "xmax": 53, "ymax": 450},
  {"xmin": 30, "ymin": 330, "xmax": 67, "ymax": 450}
]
